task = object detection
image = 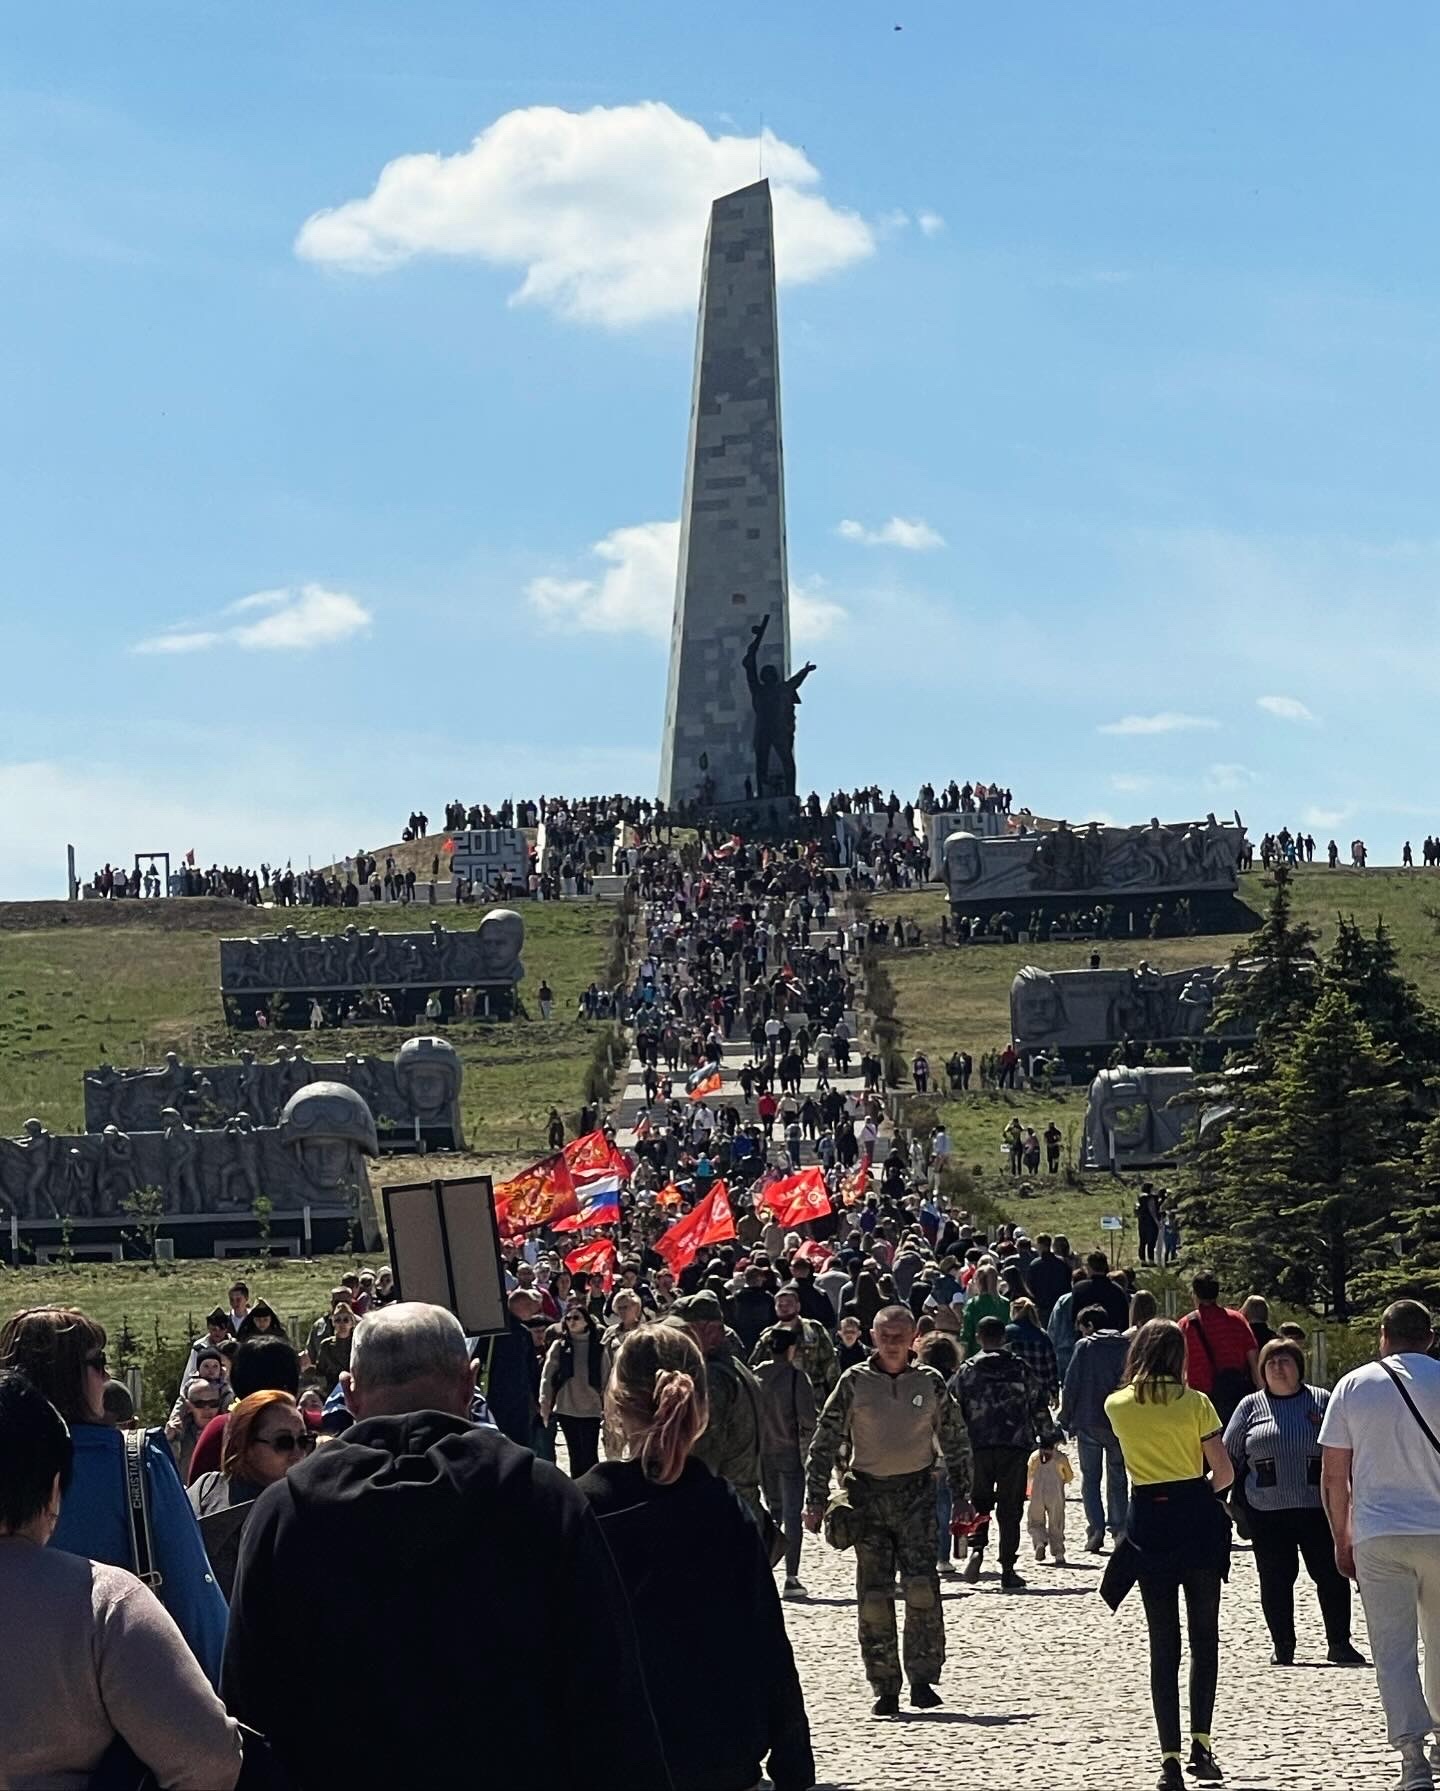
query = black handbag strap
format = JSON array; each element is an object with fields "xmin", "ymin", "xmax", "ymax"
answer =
[{"xmin": 1379, "ymin": 1361, "xmax": 1440, "ymax": 1457}]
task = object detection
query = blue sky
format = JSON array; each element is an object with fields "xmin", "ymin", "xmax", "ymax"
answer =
[{"xmin": 4, "ymin": 2, "xmax": 1439, "ymax": 896}]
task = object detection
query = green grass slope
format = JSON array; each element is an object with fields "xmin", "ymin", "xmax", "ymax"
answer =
[{"xmin": 0, "ymin": 897, "xmax": 620, "ymax": 1161}]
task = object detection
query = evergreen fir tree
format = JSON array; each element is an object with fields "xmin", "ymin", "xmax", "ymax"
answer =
[
  {"xmin": 1320, "ymin": 915, "xmax": 1440, "ymax": 1096},
  {"xmin": 1211, "ymin": 864, "xmax": 1318, "ymax": 1062},
  {"xmin": 1199, "ymin": 986, "xmax": 1410, "ymax": 1318}
]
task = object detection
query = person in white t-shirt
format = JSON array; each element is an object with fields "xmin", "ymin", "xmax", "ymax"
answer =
[{"xmin": 1319, "ymin": 1300, "xmax": 1440, "ymax": 1790}]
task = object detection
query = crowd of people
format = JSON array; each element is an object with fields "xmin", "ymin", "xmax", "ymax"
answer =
[{"xmin": 22, "ymin": 812, "xmax": 1440, "ymax": 1790}]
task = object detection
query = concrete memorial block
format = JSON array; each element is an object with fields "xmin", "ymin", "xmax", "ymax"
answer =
[
  {"xmin": 0, "ymin": 1084, "xmax": 382, "ymax": 1257},
  {"xmin": 658, "ymin": 179, "xmax": 815, "ymax": 816},
  {"xmin": 83, "ymin": 1036, "xmax": 463, "ymax": 1150},
  {"xmin": 1009, "ymin": 960, "xmax": 1255, "ymax": 1055},
  {"xmin": 1082, "ymin": 1064, "xmax": 1229, "ymax": 1170},
  {"xmin": 446, "ymin": 828, "xmax": 529, "ymax": 890},
  {"xmin": 219, "ymin": 909, "xmax": 524, "ymax": 1027},
  {"xmin": 944, "ymin": 815, "xmax": 1247, "ymax": 915}
]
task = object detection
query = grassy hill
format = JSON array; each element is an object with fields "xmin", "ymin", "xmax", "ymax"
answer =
[
  {"xmin": 0, "ymin": 896, "xmax": 622, "ymax": 1166},
  {"xmin": 864, "ymin": 866, "xmax": 1440, "ymax": 1250}
]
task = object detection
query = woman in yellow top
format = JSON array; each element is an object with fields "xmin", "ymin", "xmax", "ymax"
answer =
[{"xmin": 1103, "ymin": 1319, "xmax": 1234, "ymax": 1791}]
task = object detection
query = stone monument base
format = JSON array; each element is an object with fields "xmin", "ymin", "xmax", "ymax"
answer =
[{"xmin": 2, "ymin": 1205, "xmax": 379, "ymax": 1265}]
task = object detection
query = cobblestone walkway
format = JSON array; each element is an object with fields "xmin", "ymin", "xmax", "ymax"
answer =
[{"xmin": 780, "ymin": 1492, "xmax": 1393, "ymax": 1791}]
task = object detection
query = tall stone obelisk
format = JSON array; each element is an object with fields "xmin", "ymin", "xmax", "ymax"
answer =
[{"xmin": 658, "ymin": 179, "xmax": 795, "ymax": 813}]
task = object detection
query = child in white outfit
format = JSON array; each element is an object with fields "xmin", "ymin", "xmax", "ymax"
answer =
[{"xmin": 1027, "ymin": 1444, "xmax": 1073, "ymax": 1564}]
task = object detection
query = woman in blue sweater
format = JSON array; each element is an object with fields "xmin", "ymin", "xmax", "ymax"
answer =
[
  {"xmin": 1222, "ymin": 1338, "xmax": 1366, "ymax": 1669},
  {"xmin": 0, "ymin": 1306, "xmax": 228, "ymax": 1682}
]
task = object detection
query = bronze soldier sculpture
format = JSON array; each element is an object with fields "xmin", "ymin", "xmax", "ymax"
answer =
[{"xmin": 742, "ymin": 613, "xmax": 815, "ymax": 800}]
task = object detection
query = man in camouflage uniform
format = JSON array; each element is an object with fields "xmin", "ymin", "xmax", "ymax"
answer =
[
  {"xmin": 952, "ymin": 1313, "xmax": 1061, "ymax": 1590},
  {"xmin": 804, "ymin": 1304, "xmax": 974, "ymax": 1715},
  {"xmin": 668, "ymin": 1291, "xmax": 764, "ymax": 1518},
  {"xmin": 750, "ymin": 1285, "xmax": 839, "ymax": 1403}
]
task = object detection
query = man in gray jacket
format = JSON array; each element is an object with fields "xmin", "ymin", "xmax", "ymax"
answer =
[
  {"xmin": 754, "ymin": 1326, "xmax": 818, "ymax": 1598},
  {"xmin": 1059, "ymin": 1303, "xmax": 1130, "ymax": 1552}
]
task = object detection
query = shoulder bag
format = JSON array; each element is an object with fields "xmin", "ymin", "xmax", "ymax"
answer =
[
  {"xmin": 121, "ymin": 1429, "xmax": 162, "ymax": 1590},
  {"xmin": 1380, "ymin": 1360, "xmax": 1440, "ymax": 1456}
]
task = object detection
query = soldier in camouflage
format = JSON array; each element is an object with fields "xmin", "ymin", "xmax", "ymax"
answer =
[
  {"xmin": 804, "ymin": 1304, "xmax": 974, "ymax": 1716},
  {"xmin": 750, "ymin": 1285, "xmax": 839, "ymax": 1403},
  {"xmin": 667, "ymin": 1291, "xmax": 765, "ymax": 1519},
  {"xmin": 952, "ymin": 1313, "xmax": 1062, "ymax": 1590}
]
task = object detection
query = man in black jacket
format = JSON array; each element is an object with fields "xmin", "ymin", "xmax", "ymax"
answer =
[{"xmin": 223, "ymin": 1303, "xmax": 671, "ymax": 1788}]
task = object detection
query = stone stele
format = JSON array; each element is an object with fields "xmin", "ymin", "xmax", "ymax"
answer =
[
  {"xmin": 83, "ymin": 1036, "xmax": 463, "ymax": 1150},
  {"xmin": 945, "ymin": 816, "xmax": 1247, "ymax": 909},
  {"xmin": 0, "ymin": 1082, "xmax": 381, "ymax": 1247},
  {"xmin": 219, "ymin": 910, "xmax": 524, "ymax": 1000},
  {"xmin": 1010, "ymin": 960, "xmax": 1255, "ymax": 1054}
]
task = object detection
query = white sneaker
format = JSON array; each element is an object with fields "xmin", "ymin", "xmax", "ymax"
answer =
[
  {"xmin": 782, "ymin": 1576, "xmax": 807, "ymax": 1600},
  {"xmin": 937, "ymin": 1560, "xmax": 958, "ymax": 1576}
]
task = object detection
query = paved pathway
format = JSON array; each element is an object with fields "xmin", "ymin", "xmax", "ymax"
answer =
[{"xmin": 779, "ymin": 1490, "xmax": 1392, "ymax": 1791}]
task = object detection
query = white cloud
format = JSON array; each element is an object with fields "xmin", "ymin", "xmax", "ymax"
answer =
[
  {"xmin": 1109, "ymin": 773, "xmax": 1156, "ymax": 794},
  {"xmin": 836, "ymin": 516, "xmax": 945, "ymax": 551},
  {"xmin": 917, "ymin": 211, "xmax": 945, "ymax": 237},
  {"xmin": 1304, "ymin": 804, "xmax": 1353, "ymax": 830},
  {"xmin": 1096, "ymin": 712, "xmax": 1220, "ymax": 736},
  {"xmin": 1207, "ymin": 762, "xmax": 1257, "ymax": 790},
  {"xmin": 1257, "ymin": 694, "xmax": 1317, "ymax": 723},
  {"xmin": 134, "ymin": 585, "xmax": 372, "ymax": 656},
  {"xmin": 295, "ymin": 102, "xmax": 875, "ymax": 327},
  {"xmin": 526, "ymin": 519, "xmax": 844, "ymax": 643}
]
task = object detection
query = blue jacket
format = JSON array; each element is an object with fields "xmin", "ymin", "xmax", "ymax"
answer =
[
  {"xmin": 50, "ymin": 1424, "xmax": 228, "ymax": 1683},
  {"xmin": 1059, "ymin": 1330, "xmax": 1131, "ymax": 1439}
]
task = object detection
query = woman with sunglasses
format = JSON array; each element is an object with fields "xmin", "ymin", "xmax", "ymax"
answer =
[
  {"xmin": 166, "ymin": 1376, "xmax": 228, "ymax": 1481},
  {"xmin": 189, "ymin": 1390, "xmax": 312, "ymax": 1598},
  {"xmin": 0, "ymin": 1305, "xmax": 228, "ymax": 1682},
  {"xmin": 0, "ymin": 1370, "xmax": 243, "ymax": 1789}
]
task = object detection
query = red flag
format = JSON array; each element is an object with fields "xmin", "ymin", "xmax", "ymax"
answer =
[
  {"xmin": 686, "ymin": 1069, "xmax": 722, "ymax": 1102},
  {"xmin": 654, "ymin": 1182, "xmax": 735, "ymax": 1274},
  {"xmin": 442, "ymin": 835, "xmax": 456, "ymax": 854},
  {"xmin": 185, "ymin": 848, "xmax": 196, "ymax": 866},
  {"xmin": 654, "ymin": 1182, "xmax": 684, "ymax": 1209},
  {"xmin": 758, "ymin": 1165, "xmax": 832, "ymax": 1228},
  {"xmin": 564, "ymin": 1237, "xmax": 616, "ymax": 1291},
  {"xmin": 841, "ymin": 1155, "xmax": 870, "ymax": 1207},
  {"xmin": 493, "ymin": 1152, "xmax": 577, "ymax": 1235},
  {"xmin": 563, "ymin": 1130, "xmax": 615, "ymax": 1176},
  {"xmin": 793, "ymin": 1237, "xmax": 833, "ymax": 1271}
]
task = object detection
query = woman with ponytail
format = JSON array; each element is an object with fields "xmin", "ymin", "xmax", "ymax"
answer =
[{"xmin": 577, "ymin": 1323, "xmax": 815, "ymax": 1791}]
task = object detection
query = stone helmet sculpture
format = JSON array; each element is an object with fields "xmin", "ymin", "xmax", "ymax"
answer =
[
  {"xmin": 476, "ymin": 907, "xmax": 525, "ymax": 980},
  {"xmin": 1011, "ymin": 965, "xmax": 1068, "ymax": 1041},
  {"xmin": 279, "ymin": 1081, "xmax": 379, "ymax": 1192},
  {"xmin": 394, "ymin": 1036, "xmax": 460, "ymax": 1118},
  {"xmin": 942, "ymin": 831, "xmax": 984, "ymax": 888}
]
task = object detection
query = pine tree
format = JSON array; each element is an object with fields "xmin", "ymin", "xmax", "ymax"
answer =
[
  {"xmin": 1320, "ymin": 916, "xmax": 1440, "ymax": 1097},
  {"xmin": 1211, "ymin": 864, "xmax": 1318, "ymax": 1062},
  {"xmin": 1198, "ymin": 987, "xmax": 1411, "ymax": 1318}
]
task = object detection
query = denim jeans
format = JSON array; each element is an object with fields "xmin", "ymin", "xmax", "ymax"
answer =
[
  {"xmin": 935, "ymin": 1475, "xmax": 953, "ymax": 1563},
  {"xmin": 1076, "ymin": 1428, "xmax": 1129, "ymax": 1535},
  {"xmin": 762, "ymin": 1457, "xmax": 806, "ymax": 1579}
]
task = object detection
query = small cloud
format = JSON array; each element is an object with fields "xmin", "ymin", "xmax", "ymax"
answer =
[
  {"xmin": 1257, "ymin": 694, "xmax": 1317, "ymax": 723},
  {"xmin": 917, "ymin": 211, "xmax": 945, "ymax": 237},
  {"xmin": 134, "ymin": 585, "xmax": 371, "ymax": 655},
  {"xmin": 1096, "ymin": 712, "xmax": 1220, "ymax": 736},
  {"xmin": 1109, "ymin": 773, "xmax": 1156, "ymax": 794},
  {"xmin": 527, "ymin": 520, "xmax": 846, "ymax": 642},
  {"xmin": 836, "ymin": 515, "xmax": 945, "ymax": 551},
  {"xmin": 1207, "ymin": 762, "xmax": 1257, "ymax": 790},
  {"xmin": 295, "ymin": 102, "xmax": 874, "ymax": 328},
  {"xmin": 1304, "ymin": 804, "xmax": 1353, "ymax": 830}
]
